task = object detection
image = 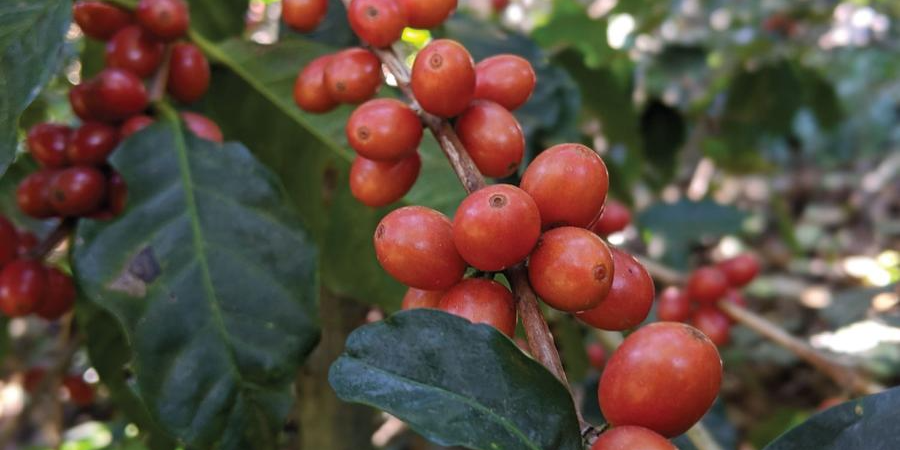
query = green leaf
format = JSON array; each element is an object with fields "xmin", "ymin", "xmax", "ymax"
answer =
[
  {"xmin": 640, "ymin": 99, "xmax": 686, "ymax": 188},
  {"xmin": 329, "ymin": 309, "xmax": 582, "ymax": 450},
  {"xmin": 533, "ymin": 0, "xmax": 613, "ymax": 67},
  {"xmin": 0, "ymin": 0, "xmax": 71, "ymax": 175},
  {"xmin": 185, "ymin": 0, "xmax": 248, "ymax": 42},
  {"xmin": 72, "ymin": 119, "xmax": 319, "ymax": 450},
  {"xmin": 763, "ymin": 387, "xmax": 900, "ymax": 450},
  {"xmin": 194, "ymin": 34, "xmax": 464, "ymax": 310}
]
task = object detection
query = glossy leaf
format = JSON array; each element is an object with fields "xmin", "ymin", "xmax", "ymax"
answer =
[
  {"xmin": 763, "ymin": 387, "xmax": 900, "ymax": 450},
  {"xmin": 329, "ymin": 309, "xmax": 582, "ymax": 450},
  {"xmin": 0, "ymin": 0, "xmax": 71, "ymax": 174},
  {"xmin": 73, "ymin": 119, "xmax": 319, "ymax": 450},
  {"xmin": 185, "ymin": 0, "xmax": 249, "ymax": 41}
]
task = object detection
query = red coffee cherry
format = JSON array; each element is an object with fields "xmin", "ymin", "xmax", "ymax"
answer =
[
  {"xmin": 374, "ymin": 206, "xmax": 466, "ymax": 290},
  {"xmin": 411, "ymin": 39, "xmax": 475, "ymax": 118},
  {"xmin": 691, "ymin": 307, "xmax": 731, "ymax": 347},
  {"xmin": 135, "ymin": 0, "xmax": 190, "ymax": 41},
  {"xmin": 453, "ymin": 184, "xmax": 540, "ymax": 271},
  {"xmin": 35, "ymin": 268, "xmax": 76, "ymax": 321},
  {"xmin": 17, "ymin": 170, "xmax": 58, "ymax": 219},
  {"xmin": 817, "ymin": 397, "xmax": 846, "ymax": 411},
  {"xmin": 587, "ymin": 342, "xmax": 606, "ymax": 371},
  {"xmin": 599, "ymin": 322, "xmax": 722, "ymax": 437},
  {"xmin": 282, "ymin": 0, "xmax": 328, "ymax": 32},
  {"xmin": 455, "ymin": 101, "xmax": 524, "ymax": 178},
  {"xmin": 474, "ymin": 54, "xmax": 535, "ymax": 111},
  {"xmin": 438, "ymin": 278, "xmax": 517, "ymax": 337},
  {"xmin": 324, "ymin": 48, "xmax": 382, "ymax": 104},
  {"xmin": 89, "ymin": 170, "xmax": 129, "ymax": 220},
  {"xmin": 721, "ymin": 289, "xmax": 746, "ymax": 311},
  {"xmin": 294, "ymin": 55, "xmax": 338, "ymax": 113},
  {"xmin": 73, "ymin": 1, "xmax": 133, "ymax": 41},
  {"xmin": 0, "ymin": 217, "xmax": 17, "ymax": 267},
  {"xmin": 167, "ymin": 43, "xmax": 210, "ymax": 104},
  {"xmin": 577, "ymin": 248, "xmax": 655, "ymax": 331},
  {"xmin": 63, "ymin": 375, "xmax": 95, "ymax": 407},
  {"xmin": 105, "ymin": 25, "xmax": 165, "ymax": 78},
  {"xmin": 591, "ymin": 426, "xmax": 676, "ymax": 450},
  {"xmin": 348, "ymin": 0, "xmax": 406, "ymax": 48},
  {"xmin": 350, "ymin": 153, "xmax": 420, "ymax": 207},
  {"xmin": 346, "ymin": 99, "xmax": 422, "ymax": 161},
  {"xmin": 48, "ymin": 166, "xmax": 107, "ymax": 217},
  {"xmin": 69, "ymin": 83, "xmax": 98, "ymax": 122},
  {"xmin": 527, "ymin": 227, "xmax": 614, "ymax": 312},
  {"xmin": 717, "ymin": 254, "xmax": 760, "ymax": 288},
  {"xmin": 67, "ymin": 122, "xmax": 120, "ymax": 166},
  {"xmin": 120, "ymin": 115, "xmax": 155, "ymax": 138},
  {"xmin": 15, "ymin": 231, "xmax": 38, "ymax": 257},
  {"xmin": 656, "ymin": 286, "xmax": 690, "ymax": 322},
  {"xmin": 400, "ymin": 0, "xmax": 456, "ymax": 29},
  {"xmin": 686, "ymin": 266, "xmax": 729, "ymax": 304},
  {"xmin": 492, "ymin": 0, "xmax": 509, "ymax": 12},
  {"xmin": 401, "ymin": 287, "xmax": 444, "ymax": 310},
  {"xmin": 520, "ymin": 143, "xmax": 609, "ymax": 229},
  {"xmin": 181, "ymin": 112, "xmax": 223, "ymax": 143},
  {"xmin": 592, "ymin": 200, "xmax": 631, "ymax": 236},
  {"xmin": 0, "ymin": 260, "xmax": 48, "ymax": 317},
  {"xmin": 26, "ymin": 123, "xmax": 72, "ymax": 168},
  {"xmin": 93, "ymin": 68, "xmax": 149, "ymax": 120}
]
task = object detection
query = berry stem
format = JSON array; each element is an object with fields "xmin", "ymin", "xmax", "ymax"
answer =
[
  {"xmin": 637, "ymin": 255, "xmax": 884, "ymax": 396},
  {"xmin": 149, "ymin": 44, "xmax": 173, "ymax": 103},
  {"xmin": 26, "ymin": 218, "xmax": 77, "ymax": 260}
]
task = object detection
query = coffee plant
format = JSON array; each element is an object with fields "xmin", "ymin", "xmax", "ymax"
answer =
[{"xmin": 0, "ymin": 0, "xmax": 897, "ymax": 449}]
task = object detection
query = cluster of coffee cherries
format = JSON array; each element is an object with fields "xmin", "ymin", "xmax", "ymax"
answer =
[
  {"xmin": 656, "ymin": 253, "xmax": 760, "ymax": 346},
  {"xmin": 24, "ymin": 367, "xmax": 95, "ymax": 407},
  {"xmin": 0, "ymin": 217, "xmax": 75, "ymax": 320}
]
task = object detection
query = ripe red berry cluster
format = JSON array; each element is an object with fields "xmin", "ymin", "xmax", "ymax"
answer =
[
  {"xmin": 0, "ymin": 216, "xmax": 76, "ymax": 320},
  {"xmin": 656, "ymin": 253, "xmax": 761, "ymax": 346}
]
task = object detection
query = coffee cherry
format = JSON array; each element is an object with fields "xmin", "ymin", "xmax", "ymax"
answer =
[
  {"xmin": 69, "ymin": 83, "xmax": 98, "ymax": 121},
  {"xmin": 167, "ymin": 43, "xmax": 210, "ymax": 104},
  {"xmin": 26, "ymin": 123, "xmax": 72, "ymax": 168},
  {"xmin": 492, "ymin": 0, "xmax": 509, "ymax": 12},
  {"xmin": 105, "ymin": 25, "xmax": 164, "ymax": 78},
  {"xmin": 591, "ymin": 200, "xmax": 631, "ymax": 237},
  {"xmin": 181, "ymin": 112, "xmax": 223, "ymax": 143},
  {"xmin": 282, "ymin": 0, "xmax": 328, "ymax": 32},
  {"xmin": 527, "ymin": 227, "xmax": 614, "ymax": 312},
  {"xmin": 0, "ymin": 217, "xmax": 17, "ymax": 267},
  {"xmin": 453, "ymin": 184, "xmax": 540, "ymax": 271},
  {"xmin": 599, "ymin": 322, "xmax": 722, "ymax": 437},
  {"xmin": 0, "ymin": 260, "xmax": 47, "ymax": 317},
  {"xmin": 348, "ymin": 0, "xmax": 406, "ymax": 48},
  {"xmin": 686, "ymin": 266, "xmax": 729, "ymax": 304},
  {"xmin": 23, "ymin": 367, "xmax": 46, "ymax": 393},
  {"xmin": 691, "ymin": 307, "xmax": 731, "ymax": 347},
  {"xmin": 400, "ymin": 0, "xmax": 456, "ymax": 29},
  {"xmin": 520, "ymin": 143, "xmax": 609, "ymax": 229},
  {"xmin": 374, "ymin": 206, "xmax": 466, "ymax": 290},
  {"xmin": 717, "ymin": 254, "xmax": 760, "ymax": 288},
  {"xmin": 120, "ymin": 115, "xmax": 155, "ymax": 138},
  {"xmin": 587, "ymin": 342, "xmax": 606, "ymax": 370},
  {"xmin": 35, "ymin": 268, "xmax": 76, "ymax": 320},
  {"xmin": 63, "ymin": 375, "xmax": 95, "ymax": 407},
  {"xmin": 346, "ymin": 99, "xmax": 422, "ymax": 161},
  {"xmin": 401, "ymin": 287, "xmax": 444, "ymax": 310},
  {"xmin": 474, "ymin": 54, "xmax": 535, "ymax": 111},
  {"xmin": 438, "ymin": 278, "xmax": 516, "ymax": 337},
  {"xmin": 590, "ymin": 426, "xmax": 676, "ymax": 450},
  {"xmin": 48, "ymin": 166, "xmax": 107, "ymax": 217},
  {"xmin": 455, "ymin": 101, "xmax": 524, "ymax": 178},
  {"xmin": 656, "ymin": 286, "xmax": 690, "ymax": 322},
  {"xmin": 16, "ymin": 231, "xmax": 38, "ymax": 257},
  {"xmin": 350, "ymin": 153, "xmax": 420, "ymax": 207},
  {"xmin": 135, "ymin": 0, "xmax": 189, "ymax": 41},
  {"xmin": 73, "ymin": 1, "xmax": 133, "ymax": 41},
  {"xmin": 324, "ymin": 48, "xmax": 382, "ymax": 104},
  {"xmin": 294, "ymin": 55, "xmax": 338, "ymax": 113},
  {"xmin": 67, "ymin": 122, "xmax": 120, "ymax": 166},
  {"xmin": 93, "ymin": 68, "xmax": 149, "ymax": 120},
  {"xmin": 89, "ymin": 170, "xmax": 129, "ymax": 220},
  {"xmin": 17, "ymin": 170, "xmax": 57, "ymax": 219},
  {"xmin": 577, "ymin": 248, "xmax": 654, "ymax": 331},
  {"xmin": 411, "ymin": 39, "xmax": 475, "ymax": 118},
  {"xmin": 722, "ymin": 289, "xmax": 746, "ymax": 311}
]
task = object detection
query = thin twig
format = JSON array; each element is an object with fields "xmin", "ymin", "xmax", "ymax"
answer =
[
  {"xmin": 149, "ymin": 44, "xmax": 174, "ymax": 103},
  {"xmin": 25, "ymin": 219, "xmax": 76, "ymax": 261}
]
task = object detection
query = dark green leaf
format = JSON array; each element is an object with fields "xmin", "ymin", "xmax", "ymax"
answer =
[
  {"xmin": 533, "ymin": 0, "xmax": 612, "ymax": 67},
  {"xmin": 640, "ymin": 99, "xmax": 686, "ymax": 187},
  {"xmin": 763, "ymin": 387, "xmax": 900, "ymax": 450},
  {"xmin": 329, "ymin": 309, "xmax": 582, "ymax": 450},
  {"xmin": 72, "ymin": 119, "xmax": 319, "ymax": 450},
  {"xmin": 0, "ymin": 0, "xmax": 71, "ymax": 175},
  {"xmin": 796, "ymin": 66, "xmax": 843, "ymax": 130},
  {"xmin": 186, "ymin": 0, "xmax": 249, "ymax": 42}
]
